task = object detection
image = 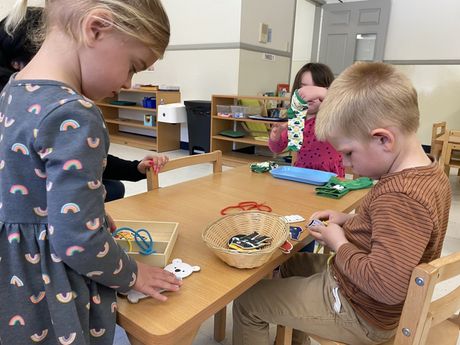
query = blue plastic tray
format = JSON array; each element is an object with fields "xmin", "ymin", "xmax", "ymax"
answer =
[{"xmin": 270, "ymin": 166, "xmax": 336, "ymax": 185}]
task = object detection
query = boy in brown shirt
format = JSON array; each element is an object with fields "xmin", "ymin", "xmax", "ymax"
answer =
[{"xmin": 232, "ymin": 62, "xmax": 452, "ymax": 345}]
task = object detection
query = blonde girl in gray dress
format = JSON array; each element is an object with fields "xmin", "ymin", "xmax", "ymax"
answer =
[{"xmin": 0, "ymin": 1, "xmax": 181, "ymax": 344}]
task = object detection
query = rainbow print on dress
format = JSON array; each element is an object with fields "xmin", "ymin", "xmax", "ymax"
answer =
[
  {"xmin": 27, "ymin": 104, "xmax": 41, "ymax": 115},
  {"xmin": 8, "ymin": 232, "xmax": 20, "ymax": 243},
  {"xmin": 10, "ymin": 184, "xmax": 29, "ymax": 195},
  {"xmin": 11, "ymin": 143, "xmax": 29, "ymax": 155},
  {"xmin": 59, "ymin": 119, "xmax": 80, "ymax": 131},
  {"xmin": 60, "ymin": 203, "xmax": 80, "ymax": 214},
  {"xmin": 65, "ymin": 245, "xmax": 85, "ymax": 256},
  {"xmin": 8, "ymin": 315, "xmax": 25, "ymax": 326},
  {"xmin": 58, "ymin": 332, "xmax": 77, "ymax": 345},
  {"xmin": 63, "ymin": 159, "xmax": 83, "ymax": 171},
  {"xmin": 31, "ymin": 329, "xmax": 49, "ymax": 342}
]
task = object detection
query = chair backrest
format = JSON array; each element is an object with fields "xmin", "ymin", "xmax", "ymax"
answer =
[
  {"xmin": 440, "ymin": 130, "xmax": 460, "ymax": 170},
  {"xmin": 393, "ymin": 251, "xmax": 460, "ymax": 345},
  {"xmin": 431, "ymin": 122, "xmax": 447, "ymax": 161},
  {"xmin": 146, "ymin": 150, "xmax": 223, "ymax": 190},
  {"xmin": 299, "ymin": 252, "xmax": 460, "ymax": 345}
]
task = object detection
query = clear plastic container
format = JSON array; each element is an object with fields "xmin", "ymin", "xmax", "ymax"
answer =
[
  {"xmin": 230, "ymin": 105, "xmax": 247, "ymax": 118},
  {"xmin": 216, "ymin": 105, "xmax": 232, "ymax": 117}
]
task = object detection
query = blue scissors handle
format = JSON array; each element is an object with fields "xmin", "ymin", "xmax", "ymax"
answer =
[{"xmin": 112, "ymin": 227, "xmax": 156, "ymax": 255}]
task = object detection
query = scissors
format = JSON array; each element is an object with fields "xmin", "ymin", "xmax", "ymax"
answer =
[
  {"xmin": 220, "ymin": 201, "xmax": 272, "ymax": 215},
  {"xmin": 112, "ymin": 227, "xmax": 156, "ymax": 255}
]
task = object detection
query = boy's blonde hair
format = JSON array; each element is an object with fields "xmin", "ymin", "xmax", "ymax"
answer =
[
  {"xmin": 6, "ymin": 0, "xmax": 170, "ymax": 59},
  {"xmin": 315, "ymin": 62, "xmax": 420, "ymax": 141}
]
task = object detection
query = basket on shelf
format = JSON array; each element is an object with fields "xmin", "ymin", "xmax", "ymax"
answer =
[{"xmin": 202, "ymin": 211, "xmax": 289, "ymax": 269}]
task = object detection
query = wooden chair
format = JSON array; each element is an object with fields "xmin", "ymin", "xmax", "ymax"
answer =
[
  {"xmin": 440, "ymin": 130, "xmax": 460, "ymax": 177},
  {"xmin": 431, "ymin": 121, "xmax": 447, "ymax": 162},
  {"xmin": 145, "ymin": 150, "xmax": 226, "ymax": 341},
  {"xmin": 146, "ymin": 150, "xmax": 223, "ymax": 190},
  {"xmin": 275, "ymin": 251, "xmax": 460, "ymax": 345}
]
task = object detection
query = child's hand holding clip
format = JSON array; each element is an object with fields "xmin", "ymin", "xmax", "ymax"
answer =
[
  {"xmin": 308, "ymin": 220, "xmax": 348, "ymax": 252},
  {"xmin": 138, "ymin": 154, "xmax": 169, "ymax": 174}
]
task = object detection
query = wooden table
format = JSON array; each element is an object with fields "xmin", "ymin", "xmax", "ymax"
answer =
[{"xmin": 106, "ymin": 165, "xmax": 369, "ymax": 345}]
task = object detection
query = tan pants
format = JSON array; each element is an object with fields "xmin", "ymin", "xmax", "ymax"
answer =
[{"xmin": 232, "ymin": 253, "xmax": 395, "ymax": 345}]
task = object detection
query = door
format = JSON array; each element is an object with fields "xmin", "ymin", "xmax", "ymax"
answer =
[{"xmin": 318, "ymin": 0, "xmax": 391, "ymax": 75}]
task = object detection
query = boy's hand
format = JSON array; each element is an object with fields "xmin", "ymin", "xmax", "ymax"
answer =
[
  {"xmin": 269, "ymin": 123, "xmax": 288, "ymax": 141},
  {"xmin": 297, "ymin": 86, "xmax": 327, "ymax": 103},
  {"xmin": 309, "ymin": 222, "xmax": 348, "ymax": 252},
  {"xmin": 309, "ymin": 209, "xmax": 354, "ymax": 226},
  {"xmin": 137, "ymin": 155, "xmax": 169, "ymax": 175},
  {"xmin": 133, "ymin": 261, "xmax": 182, "ymax": 302}
]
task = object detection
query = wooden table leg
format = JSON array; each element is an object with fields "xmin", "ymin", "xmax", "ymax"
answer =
[
  {"xmin": 127, "ymin": 327, "xmax": 199, "ymax": 345},
  {"xmin": 214, "ymin": 306, "xmax": 227, "ymax": 342},
  {"xmin": 275, "ymin": 325, "xmax": 293, "ymax": 345}
]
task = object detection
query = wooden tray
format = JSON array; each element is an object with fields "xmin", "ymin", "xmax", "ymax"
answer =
[{"xmin": 114, "ymin": 220, "xmax": 178, "ymax": 267}]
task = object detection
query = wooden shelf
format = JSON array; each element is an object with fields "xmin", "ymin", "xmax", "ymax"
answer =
[
  {"xmin": 211, "ymin": 94, "xmax": 291, "ymax": 166},
  {"xmin": 110, "ymin": 133, "xmax": 157, "ymax": 151},
  {"xmin": 212, "ymin": 115, "xmax": 286, "ymax": 125},
  {"xmin": 97, "ymin": 89, "xmax": 181, "ymax": 152},
  {"xmin": 212, "ymin": 135, "xmax": 269, "ymax": 147},
  {"xmin": 212, "ymin": 94, "xmax": 290, "ymax": 102},
  {"xmin": 96, "ymin": 102, "xmax": 156, "ymax": 112},
  {"xmin": 120, "ymin": 88, "xmax": 179, "ymax": 94},
  {"xmin": 105, "ymin": 118, "xmax": 157, "ymax": 130}
]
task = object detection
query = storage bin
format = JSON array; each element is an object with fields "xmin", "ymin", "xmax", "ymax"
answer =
[
  {"xmin": 184, "ymin": 100, "xmax": 211, "ymax": 154},
  {"xmin": 216, "ymin": 105, "xmax": 232, "ymax": 117},
  {"xmin": 142, "ymin": 97, "xmax": 156, "ymax": 109},
  {"xmin": 230, "ymin": 105, "xmax": 247, "ymax": 118},
  {"xmin": 157, "ymin": 103, "xmax": 187, "ymax": 123}
]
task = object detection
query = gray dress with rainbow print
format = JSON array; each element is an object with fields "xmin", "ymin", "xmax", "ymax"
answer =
[{"xmin": 0, "ymin": 78, "xmax": 137, "ymax": 345}]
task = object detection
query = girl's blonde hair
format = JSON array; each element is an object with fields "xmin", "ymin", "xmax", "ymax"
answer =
[
  {"xmin": 5, "ymin": 0, "xmax": 170, "ymax": 59},
  {"xmin": 315, "ymin": 62, "xmax": 420, "ymax": 142}
]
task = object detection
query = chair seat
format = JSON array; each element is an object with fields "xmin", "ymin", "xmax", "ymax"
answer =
[{"xmin": 311, "ymin": 319, "xmax": 459, "ymax": 345}]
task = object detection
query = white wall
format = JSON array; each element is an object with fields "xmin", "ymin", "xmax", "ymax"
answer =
[
  {"xmin": 238, "ymin": 0, "xmax": 295, "ymax": 96},
  {"xmin": 394, "ymin": 65, "xmax": 460, "ymax": 146},
  {"xmin": 385, "ymin": 0, "xmax": 460, "ymax": 60},
  {"xmin": 290, "ymin": 0, "xmax": 317, "ymax": 85},
  {"xmin": 240, "ymin": 0, "xmax": 295, "ymax": 52},
  {"xmin": 237, "ymin": 50, "xmax": 290, "ymax": 95},
  {"xmin": 322, "ymin": 0, "xmax": 460, "ymax": 145},
  {"xmin": 384, "ymin": 0, "xmax": 460, "ymax": 144},
  {"xmin": 133, "ymin": 49, "xmax": 240, "ymax": 141},
  {"xmin": 162, "ymin": 0, "xmax": 241, "ymax": 45}
]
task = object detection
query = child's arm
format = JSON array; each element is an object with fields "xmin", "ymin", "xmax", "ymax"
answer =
[
  {"xmin": 137, "ymin": 154, "xmax": 169, "ymax": 174},
  {"xmin": 309, "ymin": 209, "xmax": 355, "ymax": 226},
  {"xmin": 268, "ymin": 123, "xmax": 288, "ymax": 153},
  {"xmin": 333, "ymin": 193, "xmax": 434, "ymax": 305},
  {"xmin": 34, "ymin": 100, "xmax": 137, "ymax": 292},
  {"xmin": 297, "ymin": 85, "xmax": 328, "ymax": 103},
  {"xmin": 309, "ymin": 222, "xmax": 348, "ymax": 252}
]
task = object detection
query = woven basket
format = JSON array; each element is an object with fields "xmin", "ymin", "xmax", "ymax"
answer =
[{"xmin": 202, "ymin": 211, "xmax": 289, "ymax": 269}]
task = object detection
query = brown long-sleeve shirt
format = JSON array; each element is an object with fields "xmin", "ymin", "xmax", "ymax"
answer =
[{"xmin": 331, "ymin": 159, "xmax": 451, "ymax": 330}]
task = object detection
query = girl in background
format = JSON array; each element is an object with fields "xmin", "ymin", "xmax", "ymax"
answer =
[{"xmin": 269, "ymin": 63, "xmax": 345, "ymax": 177}]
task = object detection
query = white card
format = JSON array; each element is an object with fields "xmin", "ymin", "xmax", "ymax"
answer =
[{"xmin": 282, "ymin": 215, "xmax": 305, "ymax": 223}]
